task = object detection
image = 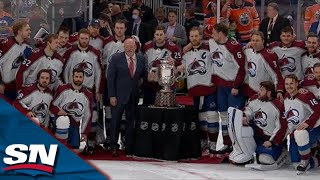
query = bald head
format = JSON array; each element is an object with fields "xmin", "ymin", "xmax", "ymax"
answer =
[
  {"xmin": 124, "ymin": 38, "xmax": 137, "ymax": 57},
  {"xmin": 111, "ymin": 5, "xmax": 121, "ymax": 15}
]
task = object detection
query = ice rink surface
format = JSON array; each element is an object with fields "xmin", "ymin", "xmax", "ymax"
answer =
[{"xmin": 91, "ymin": 160, "xmax": 320, "ymax": 180}]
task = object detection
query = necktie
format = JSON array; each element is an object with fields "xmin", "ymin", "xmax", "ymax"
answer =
[
  {"xmin": 268, "ymin": 18, "xmax": 274, "ymax": 33},
  {"xmin": 129, "ymin": 57, "xmax": 134, "ymax": 78},
  {"xmin": 132, "ymin": 23, "xmax": 138, "ymax": 36}
]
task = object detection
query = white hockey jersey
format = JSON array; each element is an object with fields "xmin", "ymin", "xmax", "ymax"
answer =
[
  {"xmin": 143, "ymin": 40, "xmax": 181, "ymax": 70},
  {"xmin": 63, "ymin": 45, "xmax": 103, "ymax": 93},
  {"xmin": 301, "ymin": 51, "xmax": 320, "ymax": 78},
  {"xmin": 243, "ymin": 48, "xmax": 284, "ymax": 97},
  {"xmin": 13, "ymin": 84, "xmax": 53, "ymax": 127},
  {"xmin": 284, "ymin": 91, "xmax": 320, "ymax": 131},
  {"xmin": 209, "ymin": 39, "xmax": 245, "ymax": 88},
  {"xmin": 301, "ymin": 75, "xmax": 320, "ymax": 100},
  {"xmin": 69, "ymin": 32, "xmax": 104, "ymax": 52},
  {"xmin": 102, "ymin": 36, "xmax": 127, "ymax": 67},
  {"xmin": 269, "ymin": 40, "xmax": 306, "ymax": 80},
  {"xmin": 244, "ymin": 95, "xmax": 287, "ymax": 145},
  {"xmin": 0, "ymin": 37, "xmax": 30, "ymax": 90},
  {"xmin": 50, "ymin": 84, "xmax": 93, "ymax": 134},
  {"xmin": 182, "ymin": 42, "xmax": 216, "ymax": 96},
  {"xmin": 16, "ymin": 48, "xmax": 64, "ymax": 91}
]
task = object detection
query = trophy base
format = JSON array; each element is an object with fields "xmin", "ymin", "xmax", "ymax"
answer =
[{"xmin": 154, "ymin": 91, "xmax": 176, "ymax": 107}]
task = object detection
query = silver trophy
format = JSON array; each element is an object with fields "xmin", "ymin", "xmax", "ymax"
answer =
[{"xmin": 152, "ymin": 57, "xmax": 183, "ymax": 107}]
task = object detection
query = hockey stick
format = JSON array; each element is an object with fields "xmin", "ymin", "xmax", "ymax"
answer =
[{"xmin": 245, "ymin": 151, "xmax": 289, "ymax": 171}]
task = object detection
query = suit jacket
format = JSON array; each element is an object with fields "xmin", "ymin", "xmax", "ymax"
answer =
[
  {"xmin": 107, "ymin": 52, "xmax": 146, "ymax": 105},
  {"xmin": 259, "ymin": 16, "xmax": 290, "ymax": 46},
  {"xmin": 126, "ymin": 21, "xmax": 148, "ymax": 47},
  {"xmin": 163, "ymin": 22, "xmax": 187, "ymax": 48},
  {"xmin": 309, "ymin": 21, "xmax": 320, "ymax": 35}
]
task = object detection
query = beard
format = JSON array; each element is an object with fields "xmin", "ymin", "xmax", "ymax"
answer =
[
  {"xmin": 39, "ymin": 82, "xmax": 48, "ymax": 88},
  {"xmin": 258, "ymin": 94, "xmax": 269, "ymax": 101},
  {"xmin": 73, "ymin": 80, "xmax": 83, "ymax": 86},
  {"xmin": 79, "ymin": 42, "xmax": 88, "ymax": 48},
  {"xmin": 191, "ymin": 40, "xmax": 200, "ymax": 47}
]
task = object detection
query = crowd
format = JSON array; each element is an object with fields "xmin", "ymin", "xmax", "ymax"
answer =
[{"xmin": 0, "ymin": 0, "xmax": 320, "ymax": 175}]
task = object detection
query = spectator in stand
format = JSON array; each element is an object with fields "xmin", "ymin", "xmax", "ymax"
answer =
[
  {"xmin": 111, "ymin": 4, "xmax": 126, "ymax": 23},
  {"xmin": 0, "ymin": 0, "xmax": 11, "ymax": 18},
  {"xmin": 259, "ymin": 2, "xmax": 290, "ymax": 47},
  {"xmin": 131, "ymin": 0, "xmax": 154, "ymax": 23},
  {"xmin": 126, "ymin": 7, "xmax": 148, "ymax": 47},
  {"xmin": 149, "ymin": 7, "xmax": 167, "ymax": 41},
  {"xmin": 122, "ymin": 4, "xmax": 131, "ymax": 21},
  {"xmin": 29, "ymin": 5, "xmax": 49, "ymax": 46},
  {"xmin": 184, "ymin": 8, "xmax": 200, "ymax": 43},
  {"xmin": 163, "ymin": 10, "xmax": 187, "ymax": 49}
]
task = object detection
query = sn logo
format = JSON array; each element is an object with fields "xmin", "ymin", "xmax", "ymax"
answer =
[{"xmin": 3, "ymin": 144, "xmax": 58, "ymax": 174}]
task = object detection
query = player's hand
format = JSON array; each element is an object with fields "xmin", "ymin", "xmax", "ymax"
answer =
[
  {"xmin": 27, "ymin": 111, "xmax": 36, "ymax": 118},
  {"xmin": 110, "ymin": 97, "xmax": 117, "ymax": 107},
  {"xmin": 0, "ymin": 84, "xmax": 5, "ymax": 94},
  {"xmin": 148, "ymin": 71, "xmax": 157, "ymax": 82},
  {"xmin": 170, "ymin": 36, "xmax": 177, "ymax": 43},
  {"xmin": 242, "ymin": 116, "xmax": 249, "ymax": 126},
  {"xmin": 277, "ymin": 92, "xmax": 284, "ymax": 102},
  {"xmin": 167, "ymin": 57, "xmax": 175, "ymax": 66},
  {"xmin": 80, "ymin": 134, "xmax": 87, "ymax": 142},
  {"xmin": 183, "ymin": 43, "xmax": 192, "ymax": 54},
  {"xmin": 296, "ymin": 122, "xmax": 309, "ymax": 130},
  {"xmin": 231, "ymin": 88, "xmax": 239, "ymax": 96},
  {"xmin": 263, "ymin": 141, "xmax": 272, "ymax": 148},
  {"xmin": 244, "ymin": 42, "xmax": 253, "ymax": 49},
  {"xmin": 58, "ymin": 109, "xmax": 68, "ymax": 116},
  {"xmin": 96, "ymin": 92, "xmax": 101, "ymax": 102},
  {"xmin": 176, "ymin": 64, "xmax": 185, "ymax": 74}
]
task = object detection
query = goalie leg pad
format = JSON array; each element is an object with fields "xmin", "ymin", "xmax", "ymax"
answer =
[
  {"xmin": 55, "ymin": 116, "xmax": 70, "ymax": 140},
  {"xmin": 256, "ymin": 144, "xmax": 282, "ymax": 165},
  {"xmin": 198, "ymin": 112, "xmax": 208, "ymax": 132},
  {"xmin": 67, "ymin": 125, "xmax": 81, "ymax": 149},
  {"xmin": 228, "ymin": 107, "xmax": 256, "ymax": 164}
]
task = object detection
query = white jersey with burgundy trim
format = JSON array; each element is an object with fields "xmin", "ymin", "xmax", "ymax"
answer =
[
  {"xmin": 182, "ymin": 42, "xmax": 215, "ymax": 96},
  {"xmin": 63, "ymin": 45, "xmax": 102, "ymax": 93},
  {"xmin": 16, "ymin": 48, "xmax": 64, "ymax": 91},
  {"xmin": 269, "ymin": 40, "xmax": 306, "ymax": 80},
  {"xmin": 284, "ymin": 91, "xmax": 320, "ymax": 131},
  {"xmin": 143, "ymin": 40, "xmax": 181, "ymax": 70},
  {"xmin": 102, "ymin": 36, "xmax": 126, "ymax": 67},
  {"xmin": 0, "ymin": 37, "xmax": 30, "ymax": 86},
  {"xmin": 244, "ymin": 95, "xmax": 287, "ymax": 145},
  {"xmin": 301, "ymin": 75, "xmax": 320, "ymax": 100},
  {"xmin": 14, "ymin": 84, "xmax": 53, "ymax": 127},
  {"xmin": 301, "ymin": 51, "xmax": 320, "ymax": 78},
  {"xmin": 50, "ymin": 84, "xmax": 93, "ymax": 134}
]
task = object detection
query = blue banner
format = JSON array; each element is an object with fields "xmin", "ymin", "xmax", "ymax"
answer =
[{"xmin": 0, "ymin": 98, "xmax": 108, "ymax": 180}]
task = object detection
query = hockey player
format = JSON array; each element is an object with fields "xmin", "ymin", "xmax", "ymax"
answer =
[
  {"xmin": 243, "ymin": 31, "xmax": 284, "ymax": 99},
  {"xmin": 209, "ymin": 23, "xmax": 246, "ymax": 153},
  {"xmin": 63, "ymin": 28, "xmax": 103, "ymax": 151},
  {"xmin": 229, "ymin": 81, "xmax": 287, "ymax": 166},
  {"xmin": 284, "ymin": 74, "xmax": 320, "ymax": 174},
  {"xmin": 304, "ymin": 0, "xmax": 320, "ymax": 35},
  {"xmin": 13, "ymin": 69, "xmax": 53, "ymax": 127},
  {"xmin": 301, "ymin": 33, "xmax": 320, "ymax": 79},
  {"xmin": 301, "ymin": 63, "xmax": 320, "ymax": 100},
  {"xmin": 16, "ymin": 34, "xmax": 64, "ymax": 91},
  {"xmin": 102, "ymin": 19, "xmax": 129, "ymax": 69},
  {"xmin": 177, "ymin": 27, "xmax": 218, "ymax": 155},
  {"xmin": 269, "ymin": 27, "xmax": 307, "ymax": 80},
  {"xmin": 50, "ymin": 68, "xmax": 93, "ymax": 151},
  {"xmin": 0, "ymin": 21, "xmax": 31, "ymax": 101},
  {"xmin": 143, "ymin": 25, "xmax": 181, "ymax": 105},
  {"xmin": 56, "ymin": 26, "xmax": 72, "ymax": 56},
  {"xmin": 228, "ymin": 0, "xmax": 260, "ymax": 43}
]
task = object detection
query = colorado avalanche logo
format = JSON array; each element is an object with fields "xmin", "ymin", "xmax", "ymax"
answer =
[
  {"xmin": 239, "ymin": 13, "xmax": 250, "ymax": 26},
  {"xmin": 31, "ymin": 102, "xmax": 49, "ymax": 120},
  {"xmin": 74, "ymin": 61, "xmax": 93, "ymax": 77},
  {"xmin": 11, "ymin": 56, "xmax": 23, "ymax": 69},
  {"xmin": 62, "ymin": 100, "xmax": 84, "ymax": 118},
  {"xmin": 285, "ymin": 108, "xmax": 300, "ymax": 125},
  {"xmin": 248, "ymin": 61, "xmax": 257, "ymax": 77},
  {"xmin": 278, "ymin": 55, "xmax": 296, "ymax": 72},
  {"xmin": 187, "ymin": 58, "xmax": 207, "ymax": 76},
  {"xmin": 211, "ymin": 50, "xmax": 224, "ymax": 67},
  {"xmin": 253, "ymin": 109, "xmax": 268, "ymax": 127},
  {"xmin": 47, "ymin": 67, "xmax": 58, "ymax": 84}
]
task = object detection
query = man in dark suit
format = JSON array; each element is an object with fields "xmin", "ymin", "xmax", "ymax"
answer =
[
  {"xmin": 309, "ymin": 20, "xmax": 320, "ymax": 37},
  {"xmin": 259, "ymin": 2, "xmax": 290, "ymax": 47},
  {"xmin": 107, "ymin": 38, "xmax": 147, "ymax": 156},
  {"xmin": 148, "ymin": 7, "xmax": 168, "ymax": 41},
  {"xmin": 126, "ymin": 7, "xmax": 148, "ymax": 47}
]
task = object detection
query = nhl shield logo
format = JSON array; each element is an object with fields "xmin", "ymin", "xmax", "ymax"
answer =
[
  {"xmin": 248, "ymin": 61, "xmax": 257, "ymax": 77},
  {"xmin": 285, "ymin": 108, "xmax": 300, "ymax": 125},
  {"xmin": 171, "ymin": 123, "xmax": 179, "ymax": 132},
  {"xmin": 151, "ymin": 123, "xmax": 159, "ymax": 131},
  {"xmin": 278, "ymin": 55, "xmax": 296, "ymax": 72},
  {"xmin": 140, "ymin": 121, "xmax": 148, "ymax": 130},
  {"xmin": 62, "ymin": 100, "xmax": 84, "ymax": 119},
  {"xmin": 74, "ymin": 61, "xmax": 93, "ymax": 77},
  {"xmin": 253, "ymin": 109, "xmax": 268, "ymax": 127}
]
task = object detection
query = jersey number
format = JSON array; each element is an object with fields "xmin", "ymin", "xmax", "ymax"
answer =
[{"xmin": 310, "ymin": 99, "xmax": 318, "ymax": 106}]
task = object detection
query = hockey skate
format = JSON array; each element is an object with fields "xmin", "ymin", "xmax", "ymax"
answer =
[{"xmin": 296, "ymin": 160, "xmax": 310, "ymax": 175}]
